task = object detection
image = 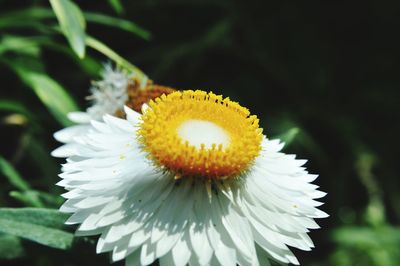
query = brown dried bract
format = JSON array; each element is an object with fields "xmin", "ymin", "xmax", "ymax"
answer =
[{"xmin": 114, "ymin": 79, "xmax": 176, "ymax": 117}]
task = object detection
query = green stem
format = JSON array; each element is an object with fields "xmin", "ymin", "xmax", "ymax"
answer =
[{"xmin": 85, "ymin": 35, "xmax": 147, "ymax": 81}]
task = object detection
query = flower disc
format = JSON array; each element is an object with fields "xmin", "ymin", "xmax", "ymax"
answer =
[{"xmin": 138, "ymin": 90, "xmax": 263, "ymax": 179}]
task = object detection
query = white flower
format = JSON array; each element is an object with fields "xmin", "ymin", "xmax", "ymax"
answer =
[
  {"xmin": 58, "ymin": 90, "xmax": 327, "ymax": 266},
  {"xmin": 52, "ymin": 64, "xmax": 175, "ymax": 159},
  {"xmin": 52, "ymin": 64, "xmax": 132, "ymax": 158},
  {"xmin": 86, "ymin": 63, "xmax": 139, "ymax": 120}
]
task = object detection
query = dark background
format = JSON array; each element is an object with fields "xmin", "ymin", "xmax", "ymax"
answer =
[{"xmin": 0, "ymin": 0, "xmax": 399, "ymax": 265}]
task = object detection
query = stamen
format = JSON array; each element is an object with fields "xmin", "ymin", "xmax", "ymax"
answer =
[{"xmin": 138, "ymin": 90, "xmax": 263, "ymax": 179}]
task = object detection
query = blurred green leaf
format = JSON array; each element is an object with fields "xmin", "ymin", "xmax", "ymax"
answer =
[
  {"xmin": 275, "ymin": 127, "xmax": 300, "ymax": 147},
  {"xmin": 9, "ymin": 191, "xmax": 44, "ymax": 208},
  {"xmin": 0, "ymin": 7, "xmax": 52, "ymax": 29},
  {"xmin": 0, "ymin": 208, "xmax": 68, "ymax": 229},
  {"xmin": 22, "ymin": 134, "xmax": 59, "ymax": 179},
  {"xmin": 331, "ymin": 226, "xmax": 400, "ymax": 266},
  {"xmin": 0, "ymin": 234, "xmax": 25, "ymax": 259},
  {"xmin": 0, "ymin": 7, "xmax": 53, "ymax": 26},
  {"xmin": 0, "ymin": 208, "xmax": 72, "ymax": 250},
  {"xmin": 0, "ymin": 156, "xmax": 30, "ymax": 192},
  {"xmin": 9, "ymin": 63, "xmax": 79, "ymax": 126},
  {"xmin": 0, "ymin": 35, "xmax": 41, "ymax": 57},
  {"xmin": 77, "ymin": 54, "xmax": 103, "ymax": 77},
  {"xmin": 84, "ymin": 12, "xmax": 151, "ymax": 40},
  {"xmin": 107, "ymin": 0, "xmax": 124, "ymax": 14},
  {"xmin": 0, "ymin": 100, "xmax": 31, "ymax": 117},
  {"xmin": 20, "ymin": 34, "xmax": 102, "ymax": 77},
  {"xmin": 332, "ymin": 226, "xmax": 400, "ymax": 248},
  {"xmin": 0, "ymin": 218, "xmax": 73, "ymax": 250},
  {"xmin": 85, "ymin": 35, "xmax": 146, "ymax": 79},
  {"xmin": 0, "ymin": 7, "xmax": 148, "ymax": 40},
  {"xmin": 50, "ymin": 0, "xmax": 86, "ymax": 58},
  {"xmin": 10, "ymin": 190, "xmax": 63, "ymax": 208},
  {"xmin": 34, "ymin": 191, "xmax": 64, "ymax": 207}
]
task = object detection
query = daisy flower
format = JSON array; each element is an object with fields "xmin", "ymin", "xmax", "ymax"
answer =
[
  {"xmin": 58, "ymin": 90, "xmax": 327, "ymax": 266},
  {"xmin": 52, "ymin": 64, "xmax": 174, "ymax": 158}
]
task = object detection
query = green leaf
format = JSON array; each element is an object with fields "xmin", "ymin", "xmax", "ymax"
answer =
[
  {"xmin": 0, "ymin": 35, "xmax": 41, "ymax": 57},
  {"xmin": 50, "ymin": 0, "xmax": 86, "ymax": 58},
  {"xmin": 9, "ymin": 191, "xmax": 44, "ymax": 208},
  {"xmin": 10, "ymin": 190, "xmax": 63, "ymax": 208},
  {"xmin": 0, "ymin": 8, "xmax": 52, "ymax": 29},
  {"xmin": 0, "ymin": 234, "xmax": 25, "ymax": 259},
  {"xmin": 276, "ymin": 127, "xmax": 300, "ymax": 146},
  {"xmin": 84, "ymin": 12, "xmax": 151, "ymax": 40},
  {"xmin": 85, "ymin": 35, "xmax": 146, "ymax": 80},
  {"xmin": 0, "ymin": 218, "xmax": 73, "ymax": 250},
  {"xmin": 107, "ymin": 0, "xmax": 124, "ymax": 14},
  {"xmin": 20, "ymin": 71, "xmax": 78, "ymax": 126},
  {"xmin": 34, "ymin": 191, "xmax": 64, "ymax": 207},
  {"xmin": 0, "ymin": 208, "xmax": 68, "ymax": 229},
  {"xmin": 0, "ymin": 7, "xmax": 53, "ymax": 27},
  {"xmin": 77, "ymin": 54, "xmax": 103, "ymax": 77},
  {"xmin": 0, "ymin": 156, "xmax": 30, "ymax": 191},
  {"xmin": 9, "ymin": 63, "xmax": 79, "ymax": 126},
  {"xmin": 22, "ymin": 134, "xmax": 59, "ymax": 178},
  {"xmin": 0, "ymin": 100, "xmax": 31, "ymax": 117},
  {"xmin": 332, "ymin": 226, "xmax": 400, "ymax": 248},
  {"xmin": 0, "ymin": 208, "xmax": 72, "ymax": 250}
]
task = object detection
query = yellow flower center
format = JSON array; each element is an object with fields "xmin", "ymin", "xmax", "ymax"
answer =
[{"xmin": 138, "ymin": 90, "xmax": 263, "ymax": 179}]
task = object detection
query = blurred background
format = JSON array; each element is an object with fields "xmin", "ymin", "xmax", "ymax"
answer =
[{"xmin": 0, "ymin": 0, "xmax": 399, "ymax": 265}]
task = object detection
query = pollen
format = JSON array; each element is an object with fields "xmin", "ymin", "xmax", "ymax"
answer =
[{"xmin": 138, "ymin": 90, "xmax": 263, "ymax": 179}]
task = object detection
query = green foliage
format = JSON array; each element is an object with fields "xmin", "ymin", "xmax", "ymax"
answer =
[
  {"xmin": 0, "ymin": 234, "xmax": 25, "ymax": 259},
  {"xmin": 107, "ymin": 0, "xmax": 124, "ymax": 15},
  {"xmin": 274, "ymin": 127, "xmax": 300, "ymax": 147},
  {"xmin": 0, "ymin": 100, "xmax": 32, "ymax": 117},
  {"xmin": 85, "ymin": 36, "xmax": 146, "ymax": 78},
  {"xmin": 50, "ymin": 0, "xmax": 86, "ymax": 58},
  {"xmin": 0, "ymin": 208, "xmax": 68, "ymax": 228},
  {"xmin": 0, "ymin": 219, "xmax": 73, "ymax": 250},
  {"xmin": 0, "ymin": 35, "xmax": 41, "ymax": 57},
  {"xmin": 331, "ymin": 226, "xmax": 400, "ymax": 266},
  {"xmin": 0, "ymin": 208, "xmax": 72, "ymax": 250},
  {"xmin": 0, "ymin": 1, "xmax": 149, "ymax": 262},
  {"xmin": 84, "ymin": 12, "xmax": 151, "ymax": 40},
  {"xmin": 0, "ymin": 156, "xmax": 30, "ymax": 192},
  {"xmin": 11, "ymin": 65, "xmax": 79, "ymax": 126}
]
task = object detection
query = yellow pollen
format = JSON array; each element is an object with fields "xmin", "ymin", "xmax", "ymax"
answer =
[{"xmin": 138, "ymin": 90, "xmax": 263, "ymax": 179}]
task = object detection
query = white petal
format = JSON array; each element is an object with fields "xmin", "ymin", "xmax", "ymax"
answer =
[
  {"xmin": 141, "ymin": 103, "xmax": 149, "ymax": 113},
  {"xmin": 214, "ymin": 244, "xmax": 236, "ymax": 266},
  {"xmin": 67, "ymin": 111, "xmax": 91, "ymax": 123},
  {"xmin": 51, "ymin": 143, "xmax": 78, "ymax": 158},
  {"xmin": 220, "ymin": 201, "xmax": 257, "ymax": 265},
  {"xmin": 140, "ymin": 240, "xmax": 158, "ymax": 266},
  {"xmin": 171, "ymin": 231, "xmax": 192, "ymax": 266},
  {"xmin": 208, "ymin": 194, "xmax": 239, "ymax": 266},
  {"xmin": 124, "ymin": 105, "xmax": 141, "ymax": 124},
  {"xmin": 154, "ymin": 183, "xmax": 192, "ymax": 258},
  {"xmin": 189, "ymin": 185, "xmax": 213, "ymax": 265},
  {"xmin": 54, "ymin": 124, "xmax": 90, "ymax": 143},
  {"xmin": 103, "ymin": 114, "xmax": 134, "ymax": 133}
]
